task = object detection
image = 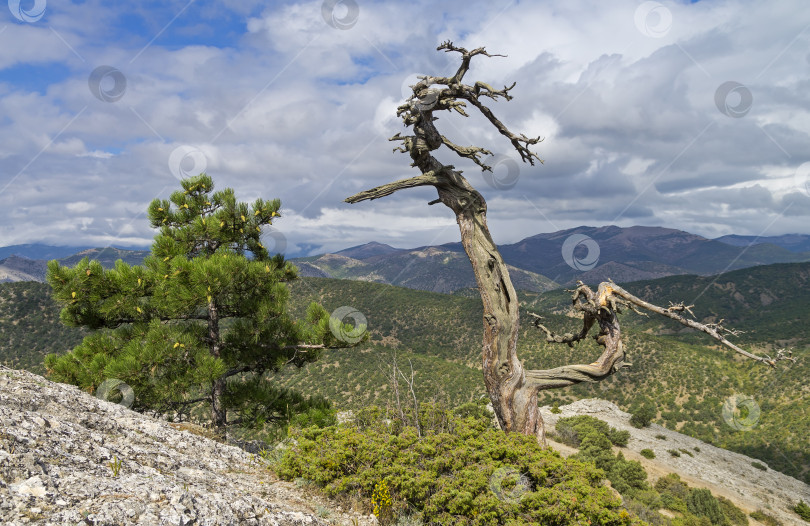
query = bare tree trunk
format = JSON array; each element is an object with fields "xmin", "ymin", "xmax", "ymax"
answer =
[
  {"xmin": 398, "ymin": 358, "xmax": 422, "ymax": 437},
  {"xmin": 347, "ymin": 41, "xmax": 788, "ymax": 443},
  {"xmin": 379, "ymin": 350, "xmax": 406, "ymax": 424},
  {"xmin": 347, "ymin": 42, "xmax": 547, "ymax": 440}
]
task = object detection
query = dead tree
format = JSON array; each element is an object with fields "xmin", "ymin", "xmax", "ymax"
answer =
[{"xmin": 346, "ymin": 42, "xmax": 794, "ymax": 443}]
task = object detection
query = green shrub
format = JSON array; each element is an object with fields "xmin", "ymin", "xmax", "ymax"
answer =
[
  {"xmin": 575, "ymin": 432, "xmax": 616, "ymax": 471},
  {"xmin": 672, "ymin": 515, "xmax": 713, "ymax": 526},
  {"xmin": 655, "ymin": 474, "xmax": 690, "ymax": 512},
  {"xmin": 630, "ymin": 402, "xmax": 656, "ymax": 428},
  {"xmin": 554, "ymin": 416, "xmax": 649, "ymax": 499},
  {"xmin": 607, "ymin": 454, "xmax": 649, "ymax": 496},
  {"xmin": 556, "ymin": 415, "xmax": 629, "ymax": 447},
  {"xmin": 625, "ymin": 496, "xmax": 669, "ymax": 525},
  {"xmin": 612, "ymin": 429, "xmax": 632, "ymax": 448},
  {"xmin": 661, "ymin": 492, "xmax": 688, "ymax": 513},
  {"xmin": 640, "ymin": 449, "xmax": 655, "ymax": 459},
  {"xmin": 750, "ymin": 509, "xmax": 782, "ymax": 526},
  {"xmin": 570, "ymin": 433, "xmax": 649, "ymax": 499},
  {"xmin": 686, "ymin": 488, "xmax": 727, "ymax": 525},
  {"xmin": 632, "ymin": 489, "xmax": 663, "ymax": 508},
  {"xmin": 655, "ymin": 434, "xmax": 667, "ymax": 440},
  {"xmin": 716, "ymin": 496, "xmax": 747, "ymax": 526},
  {"xmin": 751, "ymin": 461, "xmax": 767, "ymax": 471},
  {"xmin": 453, "ymin": 400, "xmax": 492, "ymax": 423},
  {"xmin": 290, "ymin": 405, "xmax": 337, "ymax": 429},
  {"xmin": 795, "ymin": 500, "xmax": 810, "ymax": 522},
  {"xmin": 278, "ymin": 405, "xmax": 645, "ymax": 525},
  {"xmin": 550, "ymin": 402, "xmax": 562, "ymax": 414},
  {"xmin": 354, "ymin": 402, "xmax": 456, "ymax": 437},
  {"xmin": 668, "ymin": 449, "xmax": 681, "ymax": 457}
]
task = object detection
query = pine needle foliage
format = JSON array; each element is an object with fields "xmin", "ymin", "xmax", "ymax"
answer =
[{"xmin": 44, "ymin": 174, "xmax": 344, "ymax": 433}]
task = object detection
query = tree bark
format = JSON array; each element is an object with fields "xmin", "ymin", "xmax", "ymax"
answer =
[
  {"xmin": 207, "ymin": 299, "xmax": 227, "ymax": 434},
  {"xmin": 346, "ymin": 42, "xmax": 546, "ymax": 440}
]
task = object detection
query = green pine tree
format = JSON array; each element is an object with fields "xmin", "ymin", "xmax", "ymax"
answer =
[{"xmin": 45, "ymin": 174, "xmax": 358, "ymax": 435}]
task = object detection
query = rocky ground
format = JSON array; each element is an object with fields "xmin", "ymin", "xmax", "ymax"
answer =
[
  {"xmin": 3, "ymin": 365, "xmax": 808, "ymax": 525},
  {"xmin": 0, "ymin": 366, "xmax": 376, "ymax": 526},
  {"xmin": 540, "ymin": 399, "xmax": 810, "ymax": 526}
]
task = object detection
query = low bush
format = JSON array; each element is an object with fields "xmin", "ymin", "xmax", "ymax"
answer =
[
  {"xmin": 625, "ymin": 497, "xmax": 669, "ymax": 526},
  {"xmin": 750, "ymin": 509, "xmax": 782, "ymax": 526},
  {"xmin": 555, "ymin": 415, "xmax": 630, "ymax": 448},
  {"xmin": 640, "ymin": 449, "xmax": 655, "ymax": 459},
  {"xmin": 796, "ymin": 500, "xmax": 810, "ymax": 522},
  {"xmin": 655, "ymin": 474, "xmax": 689, "ymax": 513},
  {"xmin": 278, "ymin": 404, "xmax": 646, "ymax": 525},
  {"xmin": 630, "ymin": 402, "xmax": 656, "ymax": 428},
  {"xmin": 654, "ymin": 473, "xmax": 745, "ymax": 526},
  {"xmin": 686, "ymin": 488, "xmax": 726, "ymax": 525},
  {"xmin": 557, "ymin": 418, "xmax": 649, "ymax": 499},
  {"xmin": 290, "ymin": 405, "xmax": 337, "ymax": 429},
  {"xmin": 717, "ymin": 496, "xmax": 747, "ymax": 526}
]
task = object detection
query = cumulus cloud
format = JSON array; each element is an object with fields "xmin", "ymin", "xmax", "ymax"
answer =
[{"xmin": 0, "ymin": 0, "xmax": 809, "ymax": 254}]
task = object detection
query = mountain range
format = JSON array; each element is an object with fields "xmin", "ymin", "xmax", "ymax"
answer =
[
  {"xmin": 292, "ymin": 226, "xmax": 810, "ymax": 292},
  {"xmin": 0, "ymin": 247, "xmax": 151, "ymax": 283},
  {"xmin": 2, "ymin": 226, "xmax": 809, "ymax": 293}
]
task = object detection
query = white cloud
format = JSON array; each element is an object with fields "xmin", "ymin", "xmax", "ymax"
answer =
[
  {"xmin": 0, "ymin": 0, "xmax": 809, "ymax": 255},
  {"xmin": 65, "ymin": 201, "xmax": 93, "ymax": 213}
]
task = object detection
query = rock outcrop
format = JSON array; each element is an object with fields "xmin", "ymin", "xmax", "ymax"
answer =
[{"xmin": 0, "ymin": 367, "xmax": 374, "ymax": 525}]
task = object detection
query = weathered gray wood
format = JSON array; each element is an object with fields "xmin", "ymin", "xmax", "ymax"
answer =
[{"xmin": 346, "ymin": 41, "xmax": 790, "ymax": 444}]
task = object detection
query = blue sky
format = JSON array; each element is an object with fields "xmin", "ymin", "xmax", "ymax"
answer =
[{"xmin": 1, "ymin": 0, "xmax": 809, "ymax": 256}]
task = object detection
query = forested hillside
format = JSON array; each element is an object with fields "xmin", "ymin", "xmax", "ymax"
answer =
[
  {"xmin": 0, "ymin": 282, "xmax": 86, "ymax": 374},
  {"xmin": 1, "ymin": 262, "xmax": 808, "ymax": 484}
]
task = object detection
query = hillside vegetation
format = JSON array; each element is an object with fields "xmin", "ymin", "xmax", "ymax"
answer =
[
  {"xmin": 279, "ymin": 265, "xmax": 810, "ymax": 484},
  {"xmin": 0, "ymin": 282, "xmax": 86, "ymax": 374},
  {"xmin": 1, "ymin": 262, "xmax": 808, "ymax": 484}
]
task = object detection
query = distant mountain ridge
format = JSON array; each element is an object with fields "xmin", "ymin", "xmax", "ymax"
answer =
[
  {"xmin": 56, "ymin": 247, "xmax": 150, "ymax": 268},
  {"xmin": 3, "ymin": 227, "xmax": 809, "ymax": 291},
  {"xmin": 294, "ymin": 244, "xmax": 560, "ymax": 293},
  {"xmin": 293, "ymin": 226, "xmax": 810, "ymax": 292},
  {"xmin": 497, "ymin": 225, "xmax": 809, "ymax": 283},
  {"xmin": 334, "ymin": 241, "xmax": 405, "ymax": 259},
  {"xmin": 0, "ymin": 244, "xmax": 93, "ymax": 260},
  {"xmin": 0, "ymin": 247, "xmax": 150, "ymax": 283},
  {"xmin": 714, "ymin": 233, "xmax": 810, "ymax": 252}
]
